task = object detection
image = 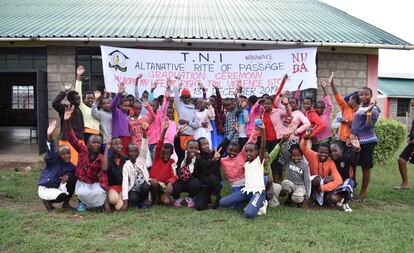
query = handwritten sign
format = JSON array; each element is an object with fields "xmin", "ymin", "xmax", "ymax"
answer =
[{"xmin": 101, "ymin": 46, "xmax": 317, "ymax": 97}]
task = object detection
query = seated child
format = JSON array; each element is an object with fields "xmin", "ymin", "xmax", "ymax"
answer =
[
  {"xmin": 38, "ymin": 120, "xmax": 76, "ymax": 211},
  {"xmin": 219, "ymin": 124, "xmax": 267, "ymax": 219},
  {"xmin": 121, "ymin": 121, "xmax": 151, "ymax": 209},
  {"xmin": 103, "ymin": 137, "xmax": 128, "ymax": 212},
  {"xmin": 149, "ymin": 120, "xmax": 177, "ymax": 205},
  {"xmin": 300, "ymin": 130, "xmax": 343, "ymax": 206},
  {"xmin": 172, "ymin": 126, "xmax": 202, "ymax": 208}
]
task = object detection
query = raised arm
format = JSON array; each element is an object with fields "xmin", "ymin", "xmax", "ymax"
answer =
[
  {"xmin": 91, "ymin": 91, "xmax": 102, "ymax": 120},
  {"xmin": 52, "ymin": 83, "xmax": 73, "ymax": 114},
  {"xmin": 328, "ymin": 72, "xmax": 339, "ymax": 95},
  {"xmin": 273, "ymin": 74, "xmax": 288, "ymax": 107},
  {"xmin": 300, "ymin": 135, "xmax": 317, "ymax": 161},
  {"xmin": 111, "ymin": 82, "xmax": 125, "ymax": 113},
  {"xmin": 75, "ymin": 65, "xmax": 85, "ymax": 104},
  {"xmin": 258, "ymin": 124, "xmax": 266, "ymax": 163},
  {"xmin": 294, "ymin": 80, "xmax": 303, "ymax": 100},
  {"xmin": 45, "ymin": 120, "xmax": 58, "ymax": 165},
  {"xmin": 64, "ymin": 105, "xmax": 86, "ymax": 153},
  {"xmin": 134, "ymin": 74, "xmax": 143, "ymax": 101}
]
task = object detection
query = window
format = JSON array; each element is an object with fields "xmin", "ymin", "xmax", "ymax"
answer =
[
  {"xmin": 397, "ymin": 98, "xmax": 410, "ymax": 117},
  {"xmin": 76, "ymin": 48, "xmax": 104, "ymax": 91},
  {"xmin": 12, "ymin": 85, "xmax": 34, "ymax": 109},
  {"xmin": 0, "ymin": 48, "xmax": 46, "ymax": 71}
]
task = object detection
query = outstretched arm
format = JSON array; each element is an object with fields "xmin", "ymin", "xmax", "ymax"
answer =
[
  {"xmin": 258, "ymin": 124, "xmax": 266, "ymax": 163},
  {"xmin": 75, "ymin": 65, "xmax": 85, "ymax": 104}
]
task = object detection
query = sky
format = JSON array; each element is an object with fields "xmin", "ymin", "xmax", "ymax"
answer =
[{"xmin": 320, "ymin": 0, "xmax": 414, "ymax": 77}]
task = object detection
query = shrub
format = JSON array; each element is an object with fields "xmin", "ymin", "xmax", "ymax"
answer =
[{"xmin": 374, "ymin": 118, "xmax": 407, "ymax": 163}]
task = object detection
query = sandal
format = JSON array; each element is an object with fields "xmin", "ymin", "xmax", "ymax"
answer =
[{"xmin": 393, "ymin": 185, "xmax": 410, "ymax": 190}]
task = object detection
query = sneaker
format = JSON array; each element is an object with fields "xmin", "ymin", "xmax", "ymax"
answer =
[
  {"xmin": 343, "ymin": 203, "xmax": 352, "ymax": 212},
  {"xmin": 268, "ymin": 195, "xmax": 280, "ymax": 208},
  {"xmin": 174, "ymin": 198, "xmax": 182, "ymax": 207},
  {"xmin": 142, "ymin": 200, "xmax": 151, "ymax": 209},
  {"xmin": 257, "ymin": 200, "xmax": 268, "ymax": 216},
  {"xmin": 77, "ymin": 201, "xmax": 86, "ymax": 212},
  {"xmin": 336, "ymin": 198, "xmax": 345, "ymax": 207},
  {"xmin": 186, "ymin": 197, "xmax": 195, "ymax": 208}
]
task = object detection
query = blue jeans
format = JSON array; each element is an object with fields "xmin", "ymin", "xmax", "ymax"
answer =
[{"xmin": 220, "ymin": 189, "xmax": 266, "ymax": 219}]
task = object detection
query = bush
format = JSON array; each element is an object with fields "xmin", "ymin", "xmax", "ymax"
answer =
[{"xmin": 374, "ymin": 118, "xmax": 407, "ymax": 163}]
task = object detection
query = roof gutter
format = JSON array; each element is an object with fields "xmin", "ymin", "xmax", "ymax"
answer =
[{"xmin": 0, "ymin": 37, "xmax": 413, "ymax": 50}]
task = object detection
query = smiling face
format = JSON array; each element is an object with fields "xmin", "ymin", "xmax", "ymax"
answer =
[
  {"xmin": 289, "ymin": 148, "xmax": 302, "ymax": 164},
  {"xmin": 198, "ymin": 138, "xmax": 210, "ymax": 154},
  {"xmin": 58, "ymin": 146, "xmax": 71, "ymax": 163},
  {"xmin": 101, "ymin": 98, "xmax": 111, "ymax": 112},
  {"xmin": 315, "ymin": 101, "xmax": 325, "ymax": 115},
  {"xmin": 110, "ymin": 138, "xmax": 123, "ymax": 155},
  {"xmin": 132, "ymin": 102, "xmax": 142, "ymax": 116},
  {"xmin": 358, "ymin": 88, "xmax": 372, "ymax": 105},
  {"xmin": 84, "ymin": 93, "xmax": 95, "ymax": 107},
  {"xmin": 161, "ymin": 144, "xmax": 173, "ymax": 163},
  {"xmin": 317, "ymin": 145, "xmax": 330, "ymax": 162},
  {"xmin": 186, "ymin": 140, "xmax": 199, "ymax": 159},
  {"xmin": 150, "ymin": 100, "xmax": 159, "ymax": 113},
  {"xmin": 330, "ymin": 143, "xmax": 343, "ymax": 161},
  {"xmin": 245, "ymin": 143, "xmax": 258, "ymax": 162},
  {"xmin": 196, "ymin": 99, "xmax": 206, "ymax": 111},
  {"xmin": 303, "ymin": 98, "xmax": 312, "ymax": 111},
  {"xmin": 226, "ymin": 143, "xmax": 240, "ymax": 159},
  {"xmin": 127, "ymin": 144, "xmax": 139, "ymax": 162},
  {"xmin": 289, "ymin": 98, "xmax": 299, "ymax": 111},
  {"xmin": 181, "ymin": 95, "xmax": 191, "ymax": 105},
  {"xmin": 167, "ymin": 107, "xmax": 174, "ymax": 121},
  {"xmin": 120, "ymin": 100, "xmax": 131, "ymax": 114},
  {"xmin": 263, "ymin": 98, "xmax": 273, "ymax": 112}
]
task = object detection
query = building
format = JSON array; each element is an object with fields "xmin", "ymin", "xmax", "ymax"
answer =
[
  {"xmin": 378, "ymin": 76, "xmax": 414, "ymax": 125},
  {"xmin": 0, "ymin": 0, "xmax": 412, "ymax": 154}
]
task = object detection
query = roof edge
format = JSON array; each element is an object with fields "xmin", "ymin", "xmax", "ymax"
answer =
[{"xmin": 0, "ymin": 37, "xmax": 413, "ymax": 50}]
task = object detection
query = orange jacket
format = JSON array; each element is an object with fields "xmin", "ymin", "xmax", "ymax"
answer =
[
  {"xmin": 300, "ymin": 139, "xmax": 343, "ymax": 192},
  {"xmin": 334, "ymin": 94, "xmax": 357, "ymax": 142}
]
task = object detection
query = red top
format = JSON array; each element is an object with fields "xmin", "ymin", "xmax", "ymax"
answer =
[
  {"xmin": 66, "ymin": 127, "xmax": 107, "ymax": 190},
  {"xmin": 263, "ymin": 111, "xmax": 277, "ymax": 141},
  {"xmin": 149, "ymin": 135, "xmax": 177, "ymax": 184},
  {"xmin": 304, "ymin": 109, "xmax": 326, "ymax": 138}
]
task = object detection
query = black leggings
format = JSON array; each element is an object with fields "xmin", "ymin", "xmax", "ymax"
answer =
[
  {"xmin": 128, "ymin": 182, "xmax": 151, "ymax": 206},
  {"xmin": 172, "ymin": 178, "xmax": 202, "ymax": 199},
  {"xmin": 195, "ymin": 175, "xmax": 222, "ymax": 211},
  {"xmin": 49, "ymin": 174, "xmax": 76, "ymax": 204}
]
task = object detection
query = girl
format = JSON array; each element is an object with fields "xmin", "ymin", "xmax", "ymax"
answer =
[
  {"xmin": 313, "ymin": 80, "xmax": 333, "ymax": 150},
  {"xmin": 351, "ymin": 87, "xmax": 380, "ymax": 201},
  {"xmin": 149, "ymin": 120, "xmax": 177, "ymax": 205},
  {"xmin": 111, "ymin": 82, "xmax": 131, "ymax": 155},
  {"xmin": 91, "ymin": 91, "xmax": 112, "ymax": 153},
  {"xmin": 194, "ymin": 98, "xmax": 215, "ymax": 149},
  {"xmin": 219, "ymin": 124, "xmax": 267, "ymax": 219},
  {"xmin": 128, "ymin": 100, "xmax": 153, "ymax": 150},
  {"xmin": 121, "ymin": 121, "xmax": 151, "ymax": 210},
  {"xmin": 172, "ymin": 126, "xmax": 202, "ymax": 208},
  {"xmin": 103, "ymin": 137, "xmax": 127, "ymax": 212}
]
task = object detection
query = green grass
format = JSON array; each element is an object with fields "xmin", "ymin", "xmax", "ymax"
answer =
[{"xmin": 1, "ymin": 154, "xmax": 414, "ymax": 253}]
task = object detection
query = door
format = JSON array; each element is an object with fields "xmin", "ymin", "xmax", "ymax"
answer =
[{"xmin": 36, "ymin": 70, "xmax": 48, "ymax": 154}]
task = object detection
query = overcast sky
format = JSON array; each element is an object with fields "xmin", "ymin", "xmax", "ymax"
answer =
[{"xmin": 320, "ymin": 0, "xmax": 414, "ymax": 76}]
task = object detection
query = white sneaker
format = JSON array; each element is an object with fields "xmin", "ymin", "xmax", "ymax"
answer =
[
  {"xmin": 343, "ymin": 203, "xmax": 352, "ymax": 212},
  {"xmin": 257, "ymin": 200, "xmax": 268, "ymax": 216},
  {"xmin": 336, "ymin": 198, "xmax": 344, "ymax": 207},
  {"xmin": 268, "ymin": 196, "xmax": 280, "ymax": 208}
]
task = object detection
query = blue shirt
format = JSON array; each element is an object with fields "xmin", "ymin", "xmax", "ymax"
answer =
[{"xmin": 351, "ymin": 106, "xmax": 380, "ymax": 144}]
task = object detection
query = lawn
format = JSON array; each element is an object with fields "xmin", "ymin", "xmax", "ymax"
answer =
[{"xmin": 1, "ymin": 154, "xmax": 414, "ymax": 253}]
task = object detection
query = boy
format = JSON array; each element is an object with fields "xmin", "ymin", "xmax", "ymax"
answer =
[
  {"xmin": 149, "ymin": 120, "xmax": 177, "ymax": 205},
  {"xmin": 111, "ymin": 82, "xmax": 131, "ymax": 154},
  {"xmin": 38, "ymin": 120, "xmax": 76, "ymax": 211},
  {"xmin": 64, "ymin": 105, "xmax": 106, "ymax": 212},
  {"xmin": 91, "ymin": 91, "xmax": 112, "ymax": 152}
]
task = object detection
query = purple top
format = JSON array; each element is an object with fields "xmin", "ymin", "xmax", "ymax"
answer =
[
  {"xmin": 315, "ymin": 95, "xmax": 333, "ymax": 142},
  {"xmin": 111, "ymin": 93, "xmax": 130, "ymax": 138},
  {"xmin": 351, "ymin": 106, "xmax": 380, "ymax": 144}
]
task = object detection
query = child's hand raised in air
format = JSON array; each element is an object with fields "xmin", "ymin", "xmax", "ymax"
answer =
[
  {"xmin": 62, "ymin": 83, "xmax": 73, "ymax": 93},
  {"xmin": 303, "ymin": 128, "xmax": 313, "ymax": 140},
  {"xmin": 47, "ymin": 120, "xmax": 57, "ymax": 140},
  {"xmin": 117, "ymin": 82, "xmax": 126, "ymax": 94},
  {"xmin": 328, "ymin": 72, "xmax": 335, "ymax": 85},
  {"xmin": 94, "ymin": 90, "xmax": 101, "ymax": 101},
  {"xmin": 281, "ymin": 132, "xmax": 291, "ymax": 144},
  {"xmin": 76, "ymin": 65, "xmax": 85, "ymax": 78},
  {"xmin": 64, "ymin": 105, "xmax": 75, "ymax": 121},
  {"xmin": 348, "ymin": 135, "xmax": 361, "ymax": 151},
  {"xmin": 105, "ymin": 137, "xmax": 112, "ymax": 150},
  {"xmin": 151, "ymin": 82, "xmax": 157, "ymax": 92},
  {"xmin": 163, "ymin": 119, "xmax": 170, "ymax": 131}
]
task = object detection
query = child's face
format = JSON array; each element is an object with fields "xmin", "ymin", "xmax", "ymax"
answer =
[
  {"xmin": 120, "ymin": 101, "xmax": 131, "ymax": 113},
  {"xmin": 167, "ymin": 108, "xmax": 174, "ymax": 121},
  {"xmin": 348, "ymin": 96, "xmax": 359, "ymax": 110},
  {"xmin": 196, "ymin": 99, "xmax": 206, "ymax": 111},
  {"xmin": 290, "ymin": 149, "xmax": 302, "ymax": 164},
  {"xmin": 161, "ymin": 148, "xmax": 173, "ymax": 163},
  {"xmin": 87, "ymin": 135, "xmax": 102, "ymax": 153},
  {"xmin": 186, "ymin": 141, "xmax": 199, "ymax": 159},
  {"xmin": 358, "ymin": 89, "xmax": 372, "ymax": 105},
  {"xmin": 58, "ymin": 146, "xmax": 71, "ymax": 163},
  {"xmin": 133, "ymin": 102, "xmax": 142, "ymax": 116},
  {"xmin": 289, "ymin": 98, "xmax": 299, "ymax": 111},
  {"xmin": 84, "ymin": 94, "xmax": 95, "ymax": 107},
  {"xmin": 150, "ymin": 100, "xmax": 159, "ymax": 112},
  {"xmin": 303, "ymin": 99, "xmax": 312, "ymax": 111},
  {"xmin": 127, "ymin": 145, "xmax": 139, "ymax": 162},
  {"xmin": 102, "ymin": 98, "xmax": 111, "ymax": 112},
  {"xmin": 71, "ymin": 94, "xmax": 81, "ymax": 107},
  {"xmin": 223, "ymin": 100, "xmax": 235, "ymax": 112},
  {"xmin": 330, "ymin": 144, "xmax": 342, "ymax": 161},
  {"xmin": 198, "ymin": 139, "xmax": 210, "ymax": 153},
  {"xmin": 227, "ymin": 145, "xmax": 240, "ymax": 159},
  {"xmin": 245, "ymin": 144, "xmax": 258, "ymax": 162},
  {"xmin": 181, "ymin": 95, "xmax": 191, "ymax": 104},
  {"xmin": 209, "ymin": 96, "xmax": 216, "ymax": 107},
  {"xmin": 317, "ymin": 146, "xmax": 330, "ymax": 162},
  {"xmin": 239, "ymin": 97, "xmax": 248, "ymax": 108},
  {"xmin": 141, "ymin": 93, "xmax": 149, "ymax": 102},
  {"xmin": 263, "ymin": 99, "xmax": 272, "ymax": 112},
  {"xmin": 315, "ymin": 102, "xmax": 325, "ymax": 115},
  {"xmin": 111, "ymin": 138, "xmax": 123, "ymax": 155}
]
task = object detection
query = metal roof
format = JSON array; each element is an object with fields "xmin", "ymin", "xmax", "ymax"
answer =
[
  {"xmin": 0, "ymin": 0, "xmax": 411, "ymax": 48},
  {"xmin": 378, "ymin": 77, "xmax": 414, "ymax": 98}
]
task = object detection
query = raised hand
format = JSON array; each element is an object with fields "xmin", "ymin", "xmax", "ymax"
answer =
[
  {"xmin": 105, "ymin": 137, "xmax": 112, "ymax": 150},
  {"xmin": 135, "ymin": 74, "xmax": 143, "ymax": 86},
  {"xmin": 64, "ymin": 105, "xmax": 75, "ymax": 121},
  {"xmin": 212, "ymin": 82, "xmax": 220, "ymax": 90},
  {"xmin": 177, "ymin": 124, "xmax": 188, "ymax": 135},
  {"xmin": 282, "ymin": 74, "xmax": 288, "ymax": 83},
  {"xmin": 62, "ymin": 83, "xmax": 73, "ymax": 93},
  {"xmin": 76, "ymin": 65, "xmax": 85, "ymax": 77},
  {"xmin": 213, "ymin": 147, "xmax": 222, "ymax": 161},
  {"xmin": 304, "ymin": 128, "xmax": 313, "ymax": 140},
  {"xmin": 151, "ymin": 82, "xmax": 157, "ymax": 92},
  {"xmin": 165, "ymin": 89, "xmax": 171, "ymax": 98},
  {"xmin": 328, "ymin": 72, "xmax": 335, "ymax": 85},
  {"xmin": 163, "ymin": 118, "xmax": 170, "ymax": 131},
  {"xmin": 103, "ymin": 89, "xmax": 110, "ymax": 98},
  {"xmin": 94, "ymin": 90, "xmax": 101, "ymax": 101},
  {"xmin": 198, "ymin": 81, "xmax": 206, "ymax": 91},
  {"xmin": 141, "ymin": 119, "xmax": 150, "ymax": 131},
  {"xmin": 167, "ymin": 78, "xmax": 174, "ymax": 89},
  {"xmin": 47, "ymin": 120, "xmax": 57, "ymax": 138},
  {"xmin": 137, "ymin": 74, "xmax": 143, "ymax": 79},
  {"xmin": 235, "ymin": 80, "xmax": 243, "ymax": 93},
  {"xmin": 320, "ymin": 80, "xmax": 327, "ymax": 88},
  {"xmin": 118, "ymin": 82, "xmax": 126, "ymax": 94}
]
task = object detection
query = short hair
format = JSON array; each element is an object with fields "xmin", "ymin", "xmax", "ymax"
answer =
[
  {"xmin": 248, "ymin": 95, "xmax": 258, "ymax": 105},
  {"xmin": 228, "ymin": 141, "xmax": 241, "ymax": 150},
  {"xmin": 163, "ymin": 143, "xmax": 174, "ymax": 153},
  {"xmin": 127, "ymin": 143, "xmax": 138, "ymax": 152},
  {"xmin": 316, "ymin": 100, "xmax": 325, "ymax": 107},
  {"xmin": 120, "ymin": 98, "xmax": 130, "ymax": 106},
  {"xmin": 142, "ymin": 90, "xmax": 149, "ymax": 96},
  {"xmin": 289, "ymin": 144, "xmax": 302, "ymax": 154},
  {"xmin": 239, "ymin": 95, "xmax": 247, "ymax": 100},
  {"xmin": 126, "ymin": 94, "xmax": 134, "ymax": 99},
  {"xmin": 197, "ymin": 137, "xmax": 208, "ymax": 146},
  {"xmin": 289, "ymin": 97, "xmax": 298, "ymax": 104},
  {"xmin": 360, "ymin": 86, "xmax": 373, "ymax": 96},
  {"xmin": 330, "ymin": 141, "xmax": 343, "ymax": 151},
  {"xmin": 304, "ymin": 96, "xmax": 313, "ymax": 104},
  {"xmin": 83, "ymin": 91, "xmax": 94, "ymax": 101},
  {"xmin": 245, "ymin": 142, "xmax": 258, "ymax": 150},
  {"xmin": 317, "ymin": 143, "xmax": 330, "ymax": 152},
  {"xmin": 209, "ymin": 95, "xmax": 217, "ymax": 99},
  {"xmin": 67, "ymin": 90, "xmax": 79, "ymax": 104},
  {"xmin": 350, "ymin": 94, "xmax": 361, "ymax": 104}
]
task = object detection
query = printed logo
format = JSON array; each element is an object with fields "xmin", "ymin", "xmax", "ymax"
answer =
[{"xmin": 108, "ymin": 50, "xmax": 129, "ymax": 72}]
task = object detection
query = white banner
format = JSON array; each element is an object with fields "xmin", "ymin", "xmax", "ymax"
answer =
[{"xmin": 101, "ymin": 46, "xmax": 317, "ymax": 98}]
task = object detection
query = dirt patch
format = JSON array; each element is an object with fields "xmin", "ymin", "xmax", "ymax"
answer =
[{"xmin": 104, "ymin": 226, "xmax": 130, "ymax": 240}]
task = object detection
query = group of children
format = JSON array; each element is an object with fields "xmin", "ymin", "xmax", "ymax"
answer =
[{"xmin": 38, "ymin": 66, "xmax": 381, "ymax": 218}]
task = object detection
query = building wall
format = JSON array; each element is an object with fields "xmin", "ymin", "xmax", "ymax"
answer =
[
  {"xmin": 389, "ymin": 98, "xmax": 413, "ymax": 126},
  {"xmin": 47, "ymin": 46, "xmax": 76, "ymax": 124}
]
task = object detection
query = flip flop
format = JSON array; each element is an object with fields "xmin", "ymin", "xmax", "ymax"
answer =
[{"xmin": 393, "ymin": 185, "xmax": 410, "ymax": 190}]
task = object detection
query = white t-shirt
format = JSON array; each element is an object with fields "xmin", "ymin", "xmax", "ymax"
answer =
[{"xmin": 241, "ymin": 156, "xmax": 265, "ymax": 194}]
